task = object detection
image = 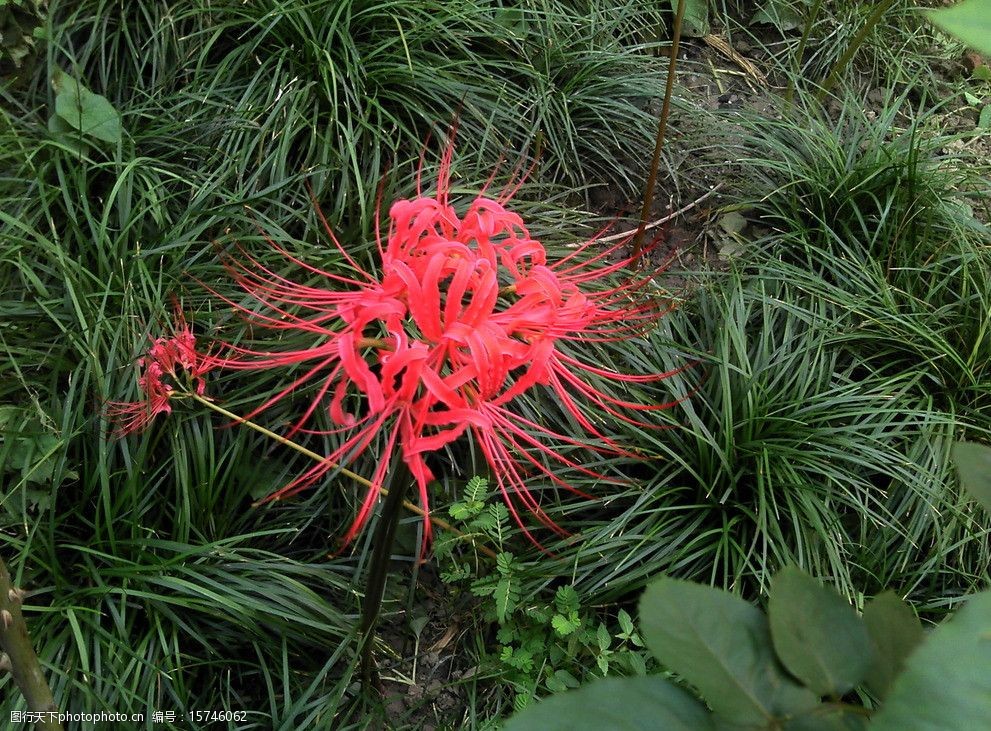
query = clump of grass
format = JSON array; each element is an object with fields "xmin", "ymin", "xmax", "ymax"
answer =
[
  {"xmin": 730, "ymin": 87, "xmax": 991, "ymax": 421},
  {"xmin": 732, "ymin": 89, "xmax": 975, "ymax": 265},
  {"xmin": 527, "ymin": 272, "xmax": 985, "ymax": 604},
  {"xmin": 717, "ymin": 0, "xmax": 963, "ymax": 93}
]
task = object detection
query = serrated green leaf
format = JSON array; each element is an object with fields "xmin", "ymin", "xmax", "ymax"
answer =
[
  {"xmin": 503, "ymin": 676, "xmax": 716, "ymax": 731},
  {"xmin": 597, "ymin": 622, "xmax": 611, "ymax": 652},
  {"xmin": 952, "ymin": 441, "xmax": 991, "ymax": 514},
  {"xmin": 501, "ymin": 645, "xmax": 535, "ymax": 673},
  {"xmin": 668, "ymin": 0, "xmax": 709, "ymax": 37},
  {"xmin": 496, "ymin": 551, "xmax": 517, "ymax": 575},
  {"xmin": 555, "ymin": 585, "xmax": 580, "ymax": 614},
  {"xmin": 640, "ymin": 577, "xmax": 817, "ymax": 725},
  {"xmin": 470, "ymin": 579, "xmax": 496, "ymax": 597},
  {"xmin": 926, "ymin": 0, "xmax": 991, "ymax": 55},
  {"xmin": 551, "ymin": 612, "xmax": 581, "ymax": 637},
  {"xmin": 468, "ymin": 511, "xmax": 496, "ymax": 531},
  {"xmin": 618, "ymin": 609, "xmax": 634, "ymax": 636},
  {"xmin": 464, "ymin": 475, "xmax": 488, "ymax": 502},
  {"xmin": 513, "ymin": 692, "xmax": 531, "ymax": 714},
  {"xmin": 52, "ymin": 69, "xmax": 122, "ymax": 143},
  {"xmin": 862, "ymin": 591, "xmax": 924, "ymax": 699},
  {"xmin": 626, "ymin": 651, "xmax": 648, "ymax": 677},
  {"xmin": 553, "ymin": 669, "xmax": 580, "ymax": 690},
  {"xmin": 450, "ymin": 500, "xmax": 484, "ymax": 520},
  {"xmin": 527, "ymin": 606, "xmax": 550, "ymax": 624},
  {"xmin": 769, "ymin": 567, "xmax": 872, "ymax": 697},
  {"xmin": 872, "ymin": 591, "xmax": 991, "ymax": 730}
]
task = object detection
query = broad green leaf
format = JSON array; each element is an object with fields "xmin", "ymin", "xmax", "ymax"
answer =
[
  {"xmin": 926, "ymin": 0, "xmax": 991, "ymax": 55},
  {"xmin": 952, "ymin": 441, "xmax": 991, "ymax": 514},
  {"xmin": 718, "ymin": 211, "xmax": 747, "ymax": 235},
  {"xmin": 0, "ymin": 406, "xmax": 76, "ymax": 492},
  {"xmin": 669, "ymin": 0, "xmax": 710, "ymax": 38},
  {"xmin": 784, "ymin": 708, "xmax": 869, "ymax": 730},
  {"xmin": 872, "ymin": 591, "xmax": 991, "ymax": 731},
  {"xmin": 502, "ymin": 676, "xmax": 716, "ymax": 731},
  {"xmin": 979, "ymin": 105, "xmax": 991, "ymax": 130},
  {"xmin": 597, "ymin": 623, "xmax": 611, "ymax": 651},
  {"xmin": 751, "ymin": 1, "xmax": 805, "ymax": 32},
  {"xmin": 618, "ymin": 609, "xmax": 635, "ymax": 636},
  {"xmin": 52, "ymin": 68, "xmax": 122, "ymax": 143},
  {"xmin": 493, "ymin": 6, "xmax": 526, "ymax": 37},
  {"xmin": 769, "ymin": 567, "xmax": 872, "ymax": 697},
  {"xmin": 862, "ymin": 591, "xmax": 924, "ymax": 699},
  {"xmin": 640, "ymin": 577, "xmax": 817, "ymax": 725}
]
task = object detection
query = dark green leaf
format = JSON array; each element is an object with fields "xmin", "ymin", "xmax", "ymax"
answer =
[
  {"xmin": 978, "ymin": 105, "xmax": 991, "ymax": 130},
  {"xmin": 669, "ymin": 0, "xmax": 710, "ymax": 37},
  {"xmin": 872, "ymin": 591, "xmax": 991, "ymax": 731},
  {"xmin": 926, "ymin": 0, "xmax": 991, "ymax": 55},
  {"xmin": 555, "ymin": 585, "xmax": 580, "ymax": 614},
  {"xmin": 862, "ymin": 591, "xmax": 924, "ymax": 699},
  {"xmin": 751, "ymin": 2, "xmax": 805, "ymax": 32},
  {"xmin": 784, "ymin": 707, "xmax": 869, "ymax": 730},
  {"xmin": 952, "ymin": 441, "xmax": 991, "ymax": 514},
  {"xmin": 640, "ymin": 577, "xmax": 817, "ymax": 725},
  {"xmin": 618, "ymin": 609, "xmax": 635, "ymax": 637},
  {"xmin": 553, "ymin": 669, "xmax": 580, "ymax": 689},
  {"xmin": 52, "ymin": 69, "xmax": 122, "ymax": 143},
  {"xmin": 597, "ymin": 622, "xmax": 611, "ymax": 651},
  {"xmin": 503, "ymin": 676, "xmax": 716, "ymax": 731},
  {"xmin": 626, "ymin": 651, "xmax": 647, "ymax": 677},
  {"xmin": 769, "ymin": 567, "xmax": 872, "ymax": 696}
]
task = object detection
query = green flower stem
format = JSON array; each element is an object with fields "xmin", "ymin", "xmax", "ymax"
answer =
[
  {"xmin": 186, "ymin": 392, "xmax": 497, "ymax": 560},
  {"xmin": 633, "ymin": 0, "xmax": 686, "ymax": 257},
  {"xmin": 0, "ymin": 554, "xmax": 62, "ymax": 731},
  {"xmin": 358, "ymin": 462, "xmax": 411, "ymax": 689}
]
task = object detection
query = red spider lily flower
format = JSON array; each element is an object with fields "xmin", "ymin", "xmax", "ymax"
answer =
[
  {"xmin": 209, "ymin": 145, "xmax": 679, "ymax": 548},
  {"xmin": 105, "ymin": 310, "xmax": 211, "ymax": 436}
]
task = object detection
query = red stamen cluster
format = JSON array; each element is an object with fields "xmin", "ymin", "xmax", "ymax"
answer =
[
  {"xmin": 212, "ymin": 150, "xmax": 677, "ymax": 546},
  {"xmin": 105, "ymin": 312, "xmax": 210, "ymax": 435}
]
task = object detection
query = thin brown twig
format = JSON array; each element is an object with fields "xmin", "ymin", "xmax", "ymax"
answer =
[
  {"xmin": 597, "ymin": 184, "xmax": 724, "ymax": 244},
  {"xmin": 187, "ymin": 393, "xmax": 499, "ymax": 560},
  {"xmin": 632, "ymin": 0, "xmax": 687, "ymax": 257}
]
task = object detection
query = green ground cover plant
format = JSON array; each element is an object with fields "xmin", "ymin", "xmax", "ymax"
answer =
[
  {"xmin": 2, "ymin": 0, "xmax": 990, "ymax": 729},
  {"xmin": 505, "ymin": 566, "xmax": 991, "ymax": 730}
]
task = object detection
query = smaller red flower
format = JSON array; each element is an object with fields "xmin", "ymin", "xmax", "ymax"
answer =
[{"xmin": 105, "ymin": 310, "xmax": 210, "ymax": 436}]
